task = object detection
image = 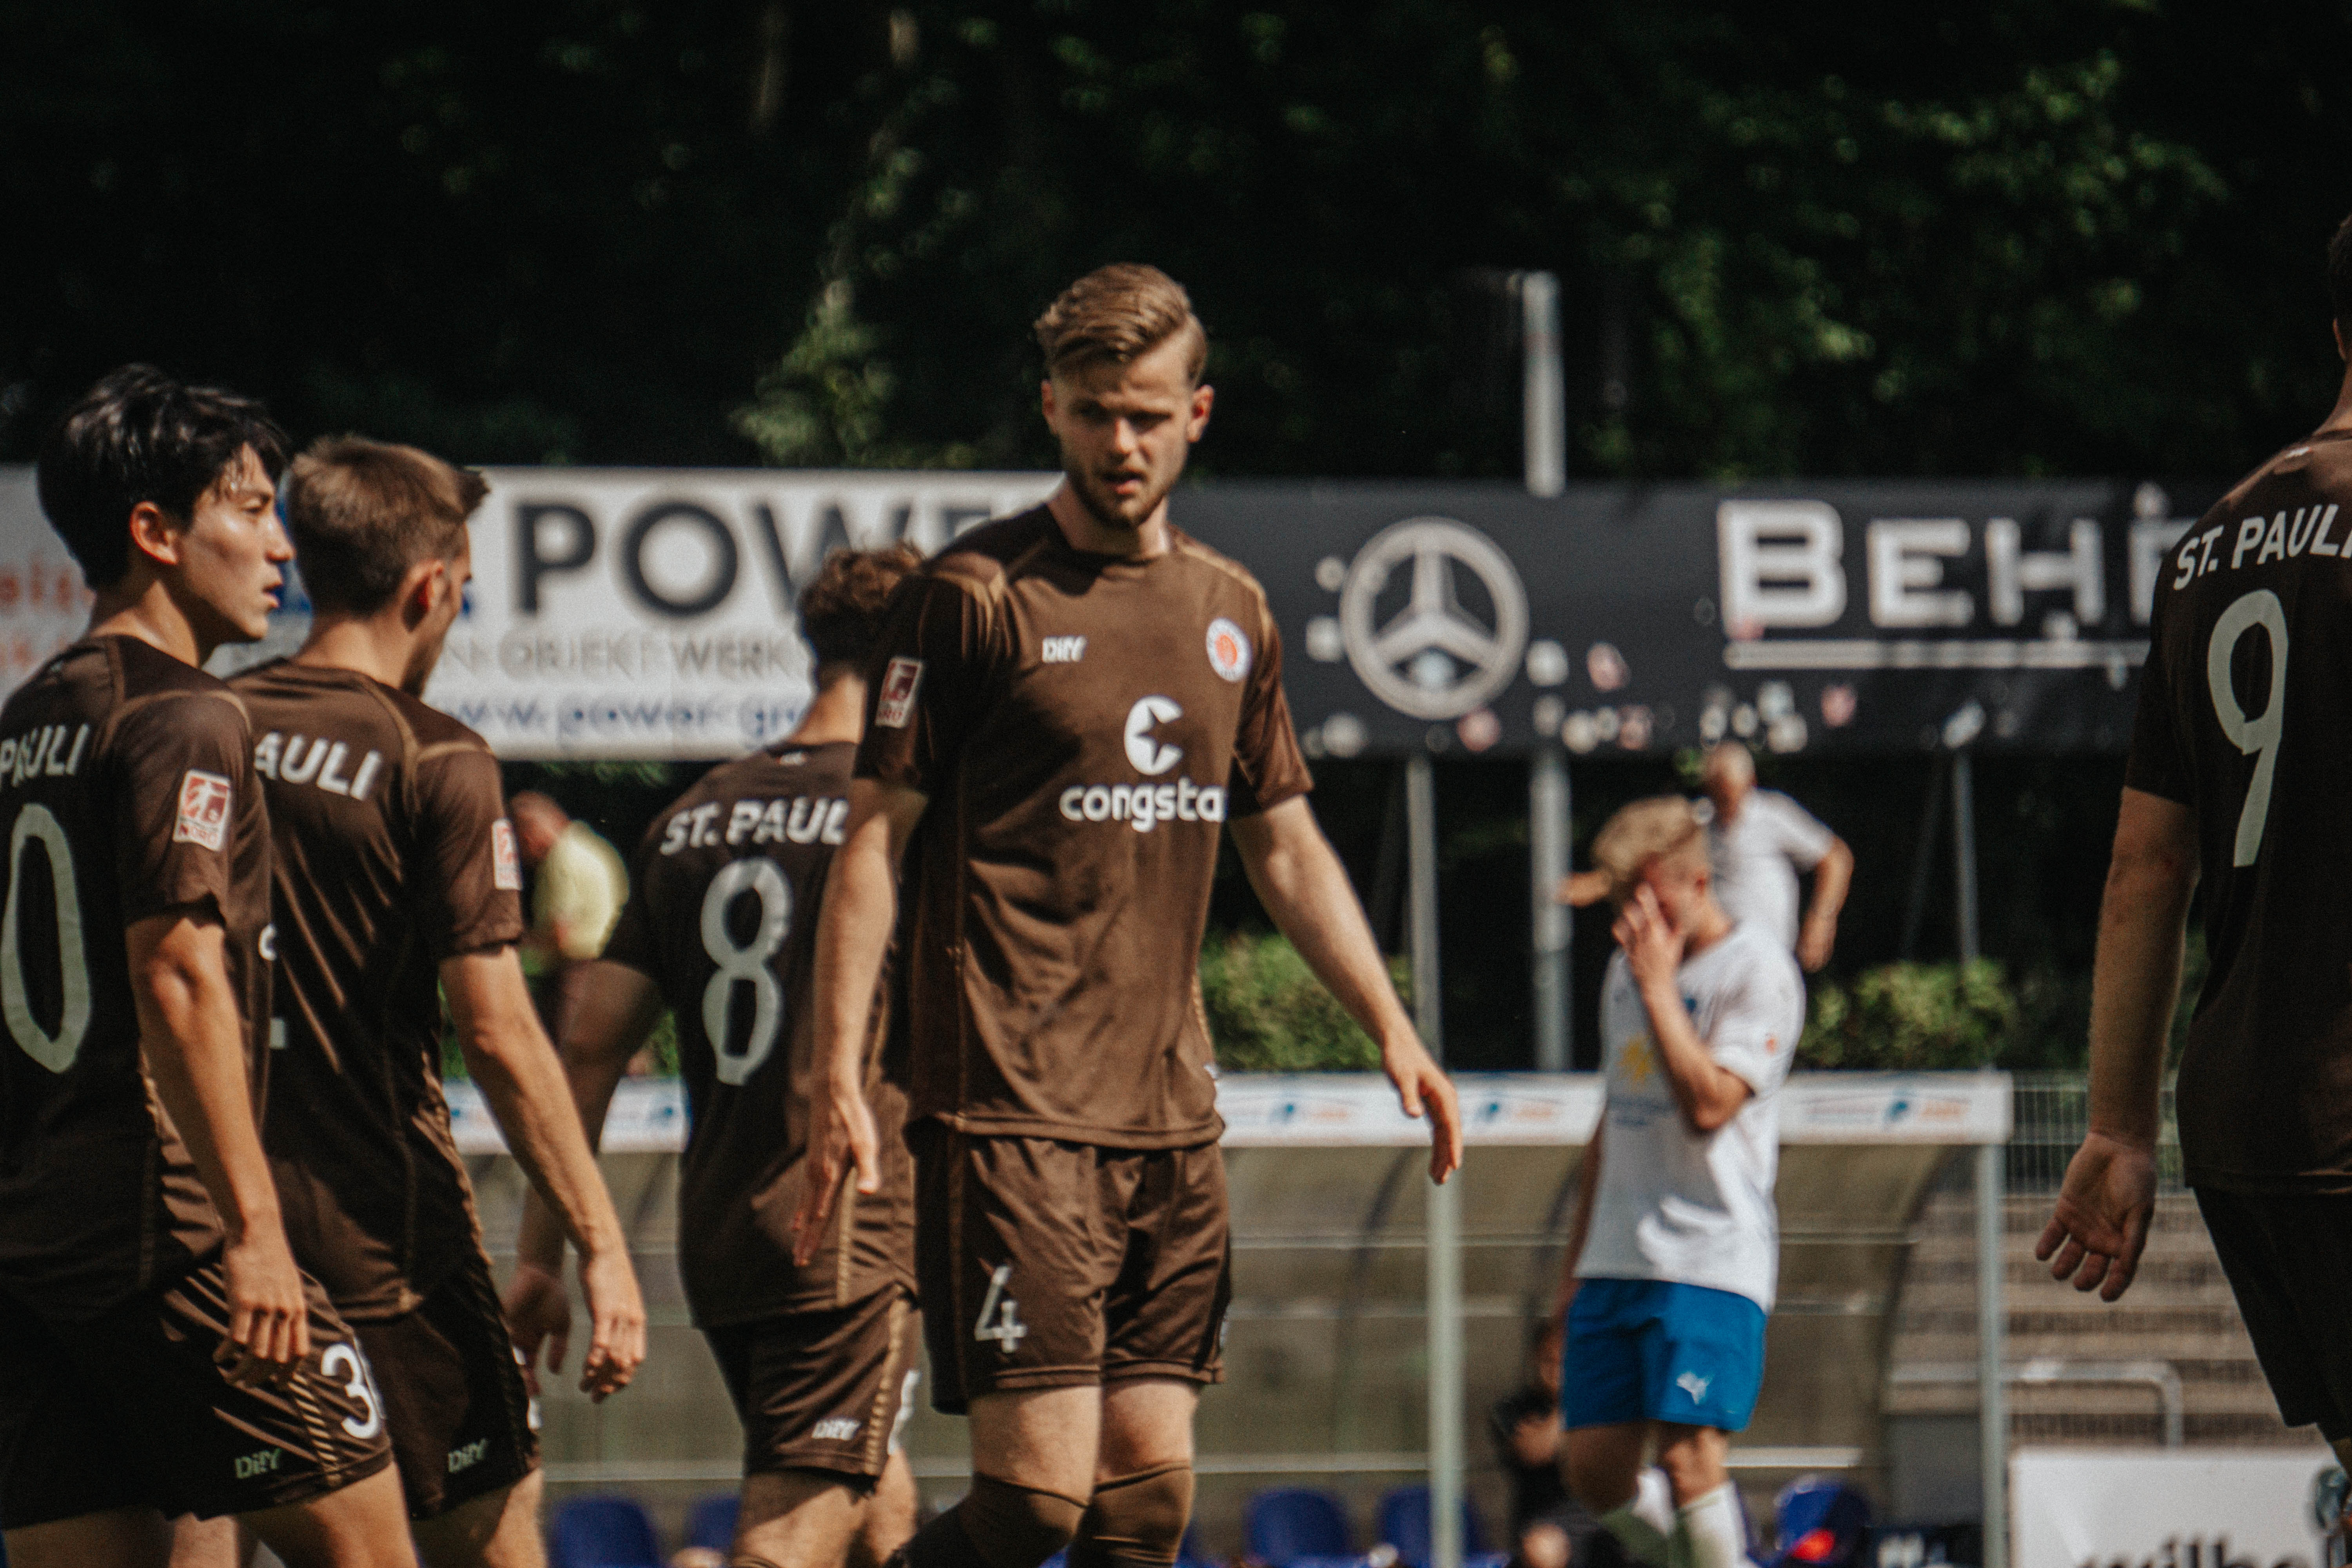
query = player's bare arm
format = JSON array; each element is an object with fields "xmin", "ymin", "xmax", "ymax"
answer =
[
  {"xmin": 443, "ymin": 947, "xmax": 646, "ymax": 1398},
  {"xmin": 1613, "ymin": 887, "xmax": 1751, "ymax": 1134},
  {"xmin": 127, "ymin": 910, "xmax": 309, "ymax": 1383},
  {"xmin": 505, "ymin": 959, "xmax": 663, "ymax": 1392},
  {"xmin": 793, "ymin": 779, "xmax": 927, "ymax": 1264},
  {"xmin": 2037, "ymin": 787, "xmax": 2199, "ymax": 1302},
  {"xmin": 1796, "ymin": 836, "xmax": 1853, "ymax": 973},
  {"xmin": 1227, "ymin": 797, "xmax": 1462, "ymax": 1181}
]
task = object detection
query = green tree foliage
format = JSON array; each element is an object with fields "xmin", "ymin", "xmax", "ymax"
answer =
[
  {"xmin": 1197, "ymin": 930, "xmax": 1401, "ymax": 1071},
  {"xmin": 4, "ymin": 2, "xmax": 2348, "ymax": 480}
]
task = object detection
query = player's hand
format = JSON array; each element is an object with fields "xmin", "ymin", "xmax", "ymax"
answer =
[
  {"xmin": 1612, "ymin": 886, "xmax": 1682, "ymax": 994},
  {"xmin": 793, "ymin": 1080, "xmax": 882, "ymax": 1267},
  {"xmin": 1383, "ymin": 1036, "xmax": 1463, "ymax": 1184},
  {"xmin": 575, "ymin": 1247, "xmax": 647, "ymax": 1402},
  {"xmin": 218, "ymin": 1230, "xmax": 310, "ymax": 1387},
  {"xmin": 2035, "ymin": 1129, "xmax": 2158, "ymax": 1301},
  {"xmin": 501, "ymin": 1259, "xmax": 573, "ymax": 1399},
  {"xmin": 1796, "ymin": 917, "xmax": 1835, "ymax": 973}
]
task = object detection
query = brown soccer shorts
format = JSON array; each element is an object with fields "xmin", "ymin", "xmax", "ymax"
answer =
[
  {"xmin": 914, "ymin": 1128, "xmax": 1231, "ymax": 1416},
  {"xmin": 0, "ymin": 1258, "xmax": 395, "ymax": 1528},
  {"xmin": 704, "ymin": 1287, "xmax": 922, "ymax": 1482},
  {"xmin": 349, "ymin": 1247, "xmax": 540, "ymax": 1521},
  {"xmin": 2195, "ymin": 1186, "xmax": 2352, "ymax": 1441}
]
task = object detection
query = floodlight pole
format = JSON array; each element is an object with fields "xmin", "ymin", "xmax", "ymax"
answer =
[
  {"xmin": 1953, "ymin": 749, "xmax": 2006, "ymax": 1568},
  {"xmin": 1409, "ymin": 753, "xmax": 1464, "ymax": 1568},
  {"xmin": 1531, "ymin": 746, "xmax": 1571, "ymax": 1071},
  {"xmin": 1520, "ymin": 271, "xmax": 1565, "ymax": 497},
  {"xmin": 1521, "ymin": 268, "xmax": 1571, "ymax": 1073}
]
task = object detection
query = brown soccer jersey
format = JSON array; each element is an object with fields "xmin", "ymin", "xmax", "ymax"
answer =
[
  {"xmin": 229, "ymin": 660, "xmax": 524, "ymax": 1318},
  {"xmin": 602, "ymin": 740, "xmax": 911, "ymax": 1325},
  {"xmin": 0, "ymin": 635, "xmax": 273, "ymax": 1318},
  {"xmin": 856, "ymin": 507, "xmax": 1312, "ymax": 1148},
  {"xmin": 2129, "ymin": 430, "xmax": 2352, "ymax": 1191}
]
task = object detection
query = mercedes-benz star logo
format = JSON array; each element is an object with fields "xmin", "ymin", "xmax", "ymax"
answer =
[{"xmin": 1338, "ymin": 517, "xmax": 1529, "ymax": 720}]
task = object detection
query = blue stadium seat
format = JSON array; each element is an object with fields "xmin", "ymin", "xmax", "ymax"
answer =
[
  {"xmin": 1768, "ymin": 1476, "xmax": 1872, "ymax": 1568},
  {"xmin": 1247, "ymin": 1487, "xmax": 1354, "ymax": 1566},
  {"xmin": 687, "ymin": 1491, "xmax": 741, "ymax": 1552},
  {"xmin": 549, "ymin": 1494, "xmax": 663, "ymax": 1568},
  {"xmin": 1376, "ymin": 1485, "xmax": 1487, "ymax": 1568}
]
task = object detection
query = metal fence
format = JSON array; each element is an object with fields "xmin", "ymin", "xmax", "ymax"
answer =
[{"xmin": 2005, "ymin": 1072, "xmax": 2181, "ymax": 1194}]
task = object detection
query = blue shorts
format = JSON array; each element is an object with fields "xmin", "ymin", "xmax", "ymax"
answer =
[{"xmin": 1560, "ymin": 1277, "xmax": 1767, "ymax": 1433}]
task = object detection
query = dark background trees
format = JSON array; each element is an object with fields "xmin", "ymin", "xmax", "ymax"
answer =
[{"xmin": 7, "ymin": 0, "xmax": 2346, "ymax": 1064}]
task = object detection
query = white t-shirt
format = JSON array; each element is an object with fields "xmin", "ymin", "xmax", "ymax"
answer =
[
  {"xmin": 1706, "ymin": 789, "xmax": 1835, "ymax": 953},
  {"xmin": 1579, "ymin": 924, "xmax": 1806, "ymax": 1310}
]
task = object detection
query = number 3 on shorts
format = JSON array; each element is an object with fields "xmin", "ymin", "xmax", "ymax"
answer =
[
  {"xmin": 320, "ymin": 1342, "xmax": 385, "ymax": 1440},
  {"xmin": 2207, "ymin": 589, "xmax": 2289, "ymax": 867}
]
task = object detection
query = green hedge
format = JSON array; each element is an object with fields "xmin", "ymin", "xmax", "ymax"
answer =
[
  {"xmin": 1797, "ymin": 935, "xmax": 2204, "ymax": 1073},
  {"xmin": 1197, "ymin": 930, "xmax": 1403, "ymax": 1073}
]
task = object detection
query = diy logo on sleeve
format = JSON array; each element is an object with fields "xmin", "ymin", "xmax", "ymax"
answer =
[{"xmin": 173, "ymin": 770, "xmax": 233, "ymax": 851}]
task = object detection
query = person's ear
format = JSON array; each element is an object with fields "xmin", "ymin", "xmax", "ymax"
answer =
[
  {"xmin": 126, "ymin": 501, "xmax": 183, "ymax": 569},
  {"xmin": 403, "ymin": 558, "xmax": 446, "ymax": 628},
  {"xmin": 1188, "ymin": 381, "xmax": 1214, "ymax": 440},
  {"xmin": 2337, "ymin": 319, "xmax": 2346, "ymax": 363},
  {"xmin": 1041, "ymin": 378, "xmax": 1060, "ymax": 430}
]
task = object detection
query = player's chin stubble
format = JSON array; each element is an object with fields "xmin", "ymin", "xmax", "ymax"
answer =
[{"xmin": 1069, "ymin": 465, "xmax": 1167, "ymax": 535}]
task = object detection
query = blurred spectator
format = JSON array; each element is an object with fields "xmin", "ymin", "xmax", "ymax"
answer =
[
  {"xmin": 1697, "ymin": 742, "xmax": 1851, "ymax": 973},
  {"xmin": 510, "ymin": 790, "xmax": 630, "ymax": 1046},
  {"xmin": 1490, "ymin": 1319, "xmax": 1627, "ymax": 1568}
]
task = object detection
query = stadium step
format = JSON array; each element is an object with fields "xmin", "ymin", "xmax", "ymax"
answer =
[{"xmin": 1883, "ymin": 1189, "xmax": 2303, "ymax": 1447}]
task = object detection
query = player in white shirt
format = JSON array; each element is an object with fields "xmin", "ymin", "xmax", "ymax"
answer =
[
  {"xmin": 1699, "ymin": 742, "xmax": 1850, "ymax": 970},
  {"xmin": 1553, "ymin": 797, "xmax": 1806, "ymax": 1568}
]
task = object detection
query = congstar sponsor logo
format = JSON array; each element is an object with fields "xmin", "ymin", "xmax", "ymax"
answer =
[{"xmin": 1058, "ymin": 697, "xmax": 1226, "ymax": 833}]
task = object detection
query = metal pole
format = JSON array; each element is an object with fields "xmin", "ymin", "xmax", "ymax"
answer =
[
  {"xmin": 1955, "ymin": 750, "xmax": 2003, "ymax": 1566},
  {"xmin": 1951, "ymin": 751, "xmax": 1980, "ymax": 964},
  {"xmin": 1408, "ymin": 754, "xmax": 1463, "ymax": 1568},
  {"xmin": 1521, "ymin": 271, "xmax": 1565, "ymax": 497},
  {"xmin": 1976, "ymin": 1139, "xmax": 2007, "ymax": 1568},
  {"xmin": 1531, "ymin": 744, "xmax": 1570, "ymax": 1071}
]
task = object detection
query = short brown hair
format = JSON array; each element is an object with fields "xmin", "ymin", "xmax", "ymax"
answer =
[
  {"xmin": 799, "ymin": 542, "xmax": 922, "ymax": 674},
  {"xmin": 1590, "ymin": 796, "xmax": 1708, "ymax": 901},
  {"xmin": 1033, "ymin": 264, "xmax": 1209, "ymax": 385},
  {"xmin": 284, "ymin": 436, "xmax": 486, "ymax": 615}
]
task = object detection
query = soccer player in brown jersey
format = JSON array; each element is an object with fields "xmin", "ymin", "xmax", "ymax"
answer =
[
  {"xmin": 506, "ymin": 543, "xmax": 924, "ymax": 1568},
  {"xmin": 799, "ymin": 266, "xmax": 1464, "ymax": 1568},
  {"xmin": 224, "ymin": 437, "xmax": 648, "ymax": 1568},
  {"xmin": 2039, "ymin": 214, "xmax": 2352, "ymax": 1534},
  {"xmin": 0, "ymin": 368, "xmax": 413, "ymax": 1567}
]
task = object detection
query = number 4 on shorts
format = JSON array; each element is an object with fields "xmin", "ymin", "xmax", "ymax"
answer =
[{"xmin": 974, "ymin": 1264, "xmax": 1028, "ymax": 1354}]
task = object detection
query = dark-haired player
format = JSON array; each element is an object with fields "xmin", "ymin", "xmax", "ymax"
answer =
[
  {"xmin": 800, "ymin": 266, "xmax": 1462, "ymax": 1568},
  {"xmin": 507, "ymin": 543, "xmax": 925, "ymax": 1568},
  {"xmin": 0, "ymin": 368, "xmax": 412, "ymax": 1566},
  {"xmin": 2042, "ymin": 214, "xmax": 2352, "ymax": 1536},
  {"xmin": 227, "ymin": 437, "xmax": 646, "ymax": 1568}
]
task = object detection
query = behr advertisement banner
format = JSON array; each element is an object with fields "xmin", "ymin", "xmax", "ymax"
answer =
[{"xmin": 0, "ymin": 467, "xmax": 2236, "ymax": 760}]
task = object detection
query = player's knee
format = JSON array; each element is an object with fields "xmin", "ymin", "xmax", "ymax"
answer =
[
  {"xmin": 1070, "ymin": 1463, "xmax": 1194, "ymax": 1568},
  {"xmin": 952, "ymin": 1474, "xmax": 1088, "ymax": 1568}
]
